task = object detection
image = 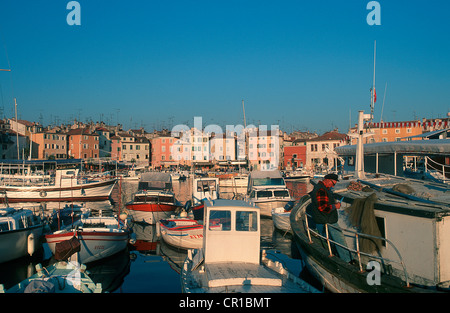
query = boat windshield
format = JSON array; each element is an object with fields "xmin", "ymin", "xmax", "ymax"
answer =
[
  {"xmin": 253, "ymin": 178, "xmax": 285, "ymax": 186},
  {"xmin": 273, "ymin": 190, "xmax": 290, "ymax": 197}
]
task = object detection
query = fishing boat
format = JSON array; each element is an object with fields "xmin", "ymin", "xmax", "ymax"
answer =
[
  {"xmin": 0, "ymin": 168, "xmax": 117, "ymax": 203},
  {"xmin": 45, "ymin": 212, "xmax": 130, "ymax": 264},
  {"xmin": 0, "ymin": 261, "xmax": 102, "ymax": 293},
  {"xmin": 290, "ymin": 111, "xmax": 450, "ymax": 292},
  {"xmin": 48, "ymin": 203, "xmax": 91, "ymax": 231},
  {"xmin": 181, "ymin": 199, "xmax": 320, "ymax": 293},
  {"xmin": 246, "ymin": 170, "xmax": 294, "ymax": 217},
  {"xmin": 126, "ymin": 172, "xmax": 182, "ymax": 224},
  {"xmin": 0, "ymin": 205, "xmax": 44, "ymax": 263},
  {"xmin": 271, "ymin": 201, "xmax": 295, "ymax": 234}
]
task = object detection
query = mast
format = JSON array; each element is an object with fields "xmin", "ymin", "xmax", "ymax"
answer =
[
  {"xmin": 370, "ymin": 40, "xmax": 376, "ymax": 119},
  {"xmin": 242, "ymin": 99, "xmax": 247, "ymax": 128}
]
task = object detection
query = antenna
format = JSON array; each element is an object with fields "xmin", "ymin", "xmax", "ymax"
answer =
[
  {"xmin": 242, "ymin": 99, "xmax": 247, "ymax": 128},
  {"xmin": 370, "ymin": 40, "xmax": 376, "ymax": 120}
]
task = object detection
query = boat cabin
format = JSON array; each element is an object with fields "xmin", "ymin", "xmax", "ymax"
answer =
[
  {"xmin": 203, "ymin": 199, "xmax": 260, "ymax": 264},
  {"xmin": 192, "ymin": 177, "xmax": 219, "ymax": 202},
  {"xmin": 0, "ymin": 207, "xmax": 41, "ymax": 231},
  {"xmin": 247, "ymin": 170, "xmax": 286, "ymax": 195}
]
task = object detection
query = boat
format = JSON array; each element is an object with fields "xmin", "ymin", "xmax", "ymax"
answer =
[
  {"xmin": 0, "ymin": 168, "xmax": 117, "ymax": 203},
  {"xmin": 45, "ymin": 212, "xmax": 130, "ymax": 264},
  {"xmin": 157, "ymin": 177, "xmax": 218, "ymax": 250},
  {"xmin": 246, "ymin": 170, "xmax": 295, "ymax": 217},
  {"xmin": 284, "ymin": 170, "xmax": 310, "ymax": 182},
  {"xmin": 289, "ymin": 110, "xmax": 450, "ymax": 293},
  {"xmin": 158, "ymin": 215, "xmax": 204, "ymax": 250},
  {"xmin": 271, "ymin": 201, "xmax": 295, "ymax": 234},
  {"xmin": 126, "ymin": 172, "xmax": 182, "ymax": 224},
  {"xmin": 48, "ymin": 203, "xmax": 91, "ymax": 231},
  {"xmin": 0, "ymin": 261, "xmax": 102, "ymax": 293},
  {"xmin": 181, "ymin": 199, "xmax": 320, "ymax": 293},
  {"xmin": 0, "ymin": 205, "xmax": 44, "ymax": 263},
  {"xmin": 219, "ymin": 173, "xmax": 249, "ymax": 188}
]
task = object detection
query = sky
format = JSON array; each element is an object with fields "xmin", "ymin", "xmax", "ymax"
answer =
[{"xmin": 0, "ymin": 0, "xmax": 449, "ymax": 135}]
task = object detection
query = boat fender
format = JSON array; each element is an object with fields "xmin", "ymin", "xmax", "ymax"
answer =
[
  {"xmin": 27, "ymin": 233, "xmax": 35, "ymax": 256},
  {"xmin": 39, "ymin": 190, "xmax": 47, "ymax": 197}
]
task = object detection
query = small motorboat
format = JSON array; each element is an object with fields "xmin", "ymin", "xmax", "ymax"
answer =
[{"xmin": 0, "ymin": 261, "xmax": 102, "ymax": 293}]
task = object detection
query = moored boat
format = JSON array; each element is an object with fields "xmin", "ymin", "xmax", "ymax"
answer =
[
  {"xmin": 45, "ymin": 213, "xmax": 130, "ymax": 264},
  {"xmin": 159, "ymin": 216, "xmax": 204, "ymax": 250},
  {"xmin": 271, "ymin": 201, "xmax": 295, "ymax": 234},
  {"xmin": 0, "ymin": 261, "xmax": 102, "ymax": 293},
  {"xmin": 181, "ymin": 199, "xmax": 320, "ymax": 293},
  {"xmin": 0, "ymin": 168, "xmax": 116, "ymax": 203},
  {"xmin": 0, "ymin": 205, "xmax": 44, "ymax": 263},
  {"xmin": 126, "ymin": 172, "xmax": 182, "ymax": 224}
]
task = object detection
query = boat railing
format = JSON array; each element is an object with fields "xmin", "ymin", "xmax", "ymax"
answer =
[{"xmin": 303, "ymin": 212, "xmax": 410, "ymax": 288}]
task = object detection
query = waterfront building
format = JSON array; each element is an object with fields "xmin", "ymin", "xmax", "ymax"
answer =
[
  {"xmin": 151, "ymin": 134, "xmax": 177, "ymax": 169},
  {"xmin": 67, "ymin": 128, "xmax": 100, "ymax": 160},
  {"xmin": 31, "ymin": 131, "xmax": 67, "ymax": 159}
]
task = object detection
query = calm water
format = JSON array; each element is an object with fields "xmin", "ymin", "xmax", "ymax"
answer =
[{"xmin": 0, "ymin": 177, "xmax": 313, "ymax": 293}]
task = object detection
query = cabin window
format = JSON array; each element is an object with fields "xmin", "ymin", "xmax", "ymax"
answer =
[
  {"xmin": 273, "ymin": 190, "xmax": 290, "ymax": 197},
  {"xmin": 209, "ymin": 210, "xmax": 231, "ymax": 231},
  {"xmin": 236, "ymin": 211, "xmax": 258, "ymax": 232},
  {"xmin": 257, "ymin": 190, "xmax": 273, "ymax": 198}
]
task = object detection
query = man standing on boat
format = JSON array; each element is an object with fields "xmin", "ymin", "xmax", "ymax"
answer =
[{"xmin": 308, "ymin": 173, "xmax": 352, "ymax": 263}]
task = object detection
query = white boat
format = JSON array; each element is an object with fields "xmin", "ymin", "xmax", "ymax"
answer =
[
  {"xmin": 246, "ymin": 170, "xmax": 295, "ymax": 217},
  {"xmin": 290, "ymin": 110, "xmax": 450, "ymax": 292},
  {"xmin": 219, "ymin": 174, "xmax": 249, "ymax": 188},
  {"xmin": 181, "ymin": 199, "xmax": 320, "ymax": 293},
  {"xmin": 192, "ymin": 177, "xmax": 219, "ymax": 203},
  {"xmin": 284, "ymin": 170, "xmax": 310, "ymax": 182},
  {"xmin": 271, "ymin": 201, "xmax": 295, "ymax": 234},
  {"xmin": 0, "ymin": 168, "xmax": 116, "ymax": 203},
  {"xmin": 158, "ymin": 216, "xmax": 204, "ymax": 250},
  {"xmin": 0, "ymin": 206, "xmax": 44, "ymax": 263},
  {"xmin": 0, "ymin": 261, "xmax": 102, "ymax": 293},
  {"xmin": 126, "ymin": 172, "xmax": 182, "ymax": 224},
  {"xmin": 45, "ymin": 213, "xmax": 130, "ymax": 264}
]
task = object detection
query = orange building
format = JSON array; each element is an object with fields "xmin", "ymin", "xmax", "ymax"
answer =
[
  {"xmin": 350, "ymin": 121, "xmax": 423, "ymax": 144},
  {"xmin": 67, "ymin": 128, "xmax": 99, "ymax": 159},
  {"xmin": 31, "ymin": 131, "xmax": 67, "ymax": 159},
  {"xmin": 151, "ymin": 135, "xmax": 176, "ymax": 169}
]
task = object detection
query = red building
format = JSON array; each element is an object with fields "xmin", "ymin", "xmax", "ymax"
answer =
[{"xmin": 284, "ymin": 144, "xmax": 307, "ymax": 170}]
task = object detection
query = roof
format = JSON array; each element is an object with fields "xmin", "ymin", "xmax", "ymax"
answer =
[
  {"xmin": 335, "ymin": 139, "xmax": 450, "ymax": 156},
  {"xmin": 309, "ymin": 131, "xmax": 348, "ymax": 142},
  {"xmin": 249, "ymin": 170, "xmax": 283, "ymax": 179}
]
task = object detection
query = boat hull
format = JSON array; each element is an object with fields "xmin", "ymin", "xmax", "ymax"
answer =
[
  {"xmin": 159, "ymin": 219, "xmax": 203, "ymax": 250},
  {"xmin": 126, "ymin": 203, "xmax": 178, "ymax": 224},
  {"xmin": 271, "ymin": 208, "xmax": 291, "ymax": 233},
  {"xmin": 0, "ymin": 225, "xmax": 43, "ymax": 263},
  {"xmin": 289, "ymin": 196, "xmax": 421, "ymax": 293},
  {"xmin": 253, "ymin": 199, "xmax": 292, "ymax": 217},
  {"xmin": 45, "ymin": 229, "xmax": 129, "ymax": 264},
  {"xmin": 0, "ymin": 179, "xmax": 116, "ymax": 203}
]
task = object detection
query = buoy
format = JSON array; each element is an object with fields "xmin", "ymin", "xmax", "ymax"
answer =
[{"xmin": 27, "ymin": 233, "xmax": 35, "ymax": 256}]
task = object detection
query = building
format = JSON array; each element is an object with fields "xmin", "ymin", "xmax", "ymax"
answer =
[
  {"xmin": 31, "ymin": 131, "xmax": 67, "ymax": 159},
  {"xmin": 210, "ymin": 133, "xmax": 236, "ymax": 163},
  {"xmin": 67, "ymin": 128, "xmax": 100, "ymax": 159},
  {"xmin": 350, "ymin": 121, "xmax": 423, "ymax": 144},
  {"xmin": 151, "ymin": 134, "xmax": 176, "ymax": 169},
  {"xmin": 95, "ymin": 127, "xmax": 112, "ymax": 158},
  {"xmin": 284, "ymin": 142, "xmax": 307, "ymax": 170},
  {"xmin": 248, "ymin": 128, "xmax": 280, "ymax": 171},
  {"xmin": 305, "ymin": 130, "xmax": 348, "ymax": 172}
]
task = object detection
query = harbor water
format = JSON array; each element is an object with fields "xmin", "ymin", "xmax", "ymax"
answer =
[{"xmin": 0, "ymin": 177, "xmax": 313, "ymax": 293}]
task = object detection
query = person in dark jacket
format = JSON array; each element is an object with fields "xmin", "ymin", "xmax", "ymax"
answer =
[{"xmin": 308, "ymin": 173, "xmax": 352, "ymax": 263}]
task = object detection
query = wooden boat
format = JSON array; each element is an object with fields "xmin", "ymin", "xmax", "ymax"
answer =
[
  {"xmin": 126, "ymin": 172, "xmax": 182, "ymax": 224},
  {"xmin": 158, "ymin": 216, "xmax": 204, "ymax": 250},
  {"xmin": 0, "ymin": 168, "xmax": 116, "ymax": 203},
  {"xmin": 181, "ymin": 199, "xmax": 320, "ymax": 293},
  {"xmin": 45, "ymin": 213, "xmax": 130, "ymax": 264},
  {"xmin": 0, "ymin": 261, "xmax": 102, "ymax": 293},
  {"xmin": 290, "ymin": 110, "xmax": 450, "ymax": 293},
  {"xmin": 271, "ymin": 201, "xmax": 295, "ymax": 234},
  {"xmin": 0, "ymin": 206, "xmax": 44, "ymax": 263}
]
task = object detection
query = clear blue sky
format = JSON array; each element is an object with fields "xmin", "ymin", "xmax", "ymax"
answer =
[{"xmin": 0, "ymin": 0, "xmax": 449, "ymax": 134}]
